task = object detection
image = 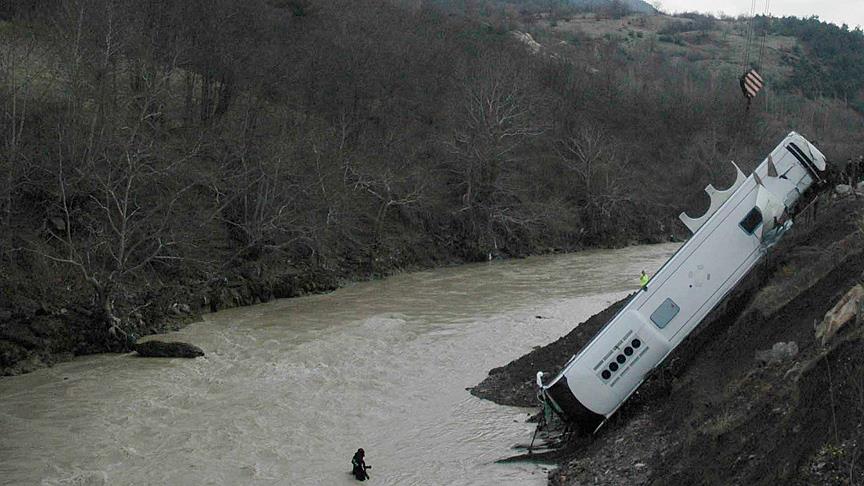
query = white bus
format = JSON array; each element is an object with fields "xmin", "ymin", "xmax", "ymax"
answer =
[{"xmin": 536, "ymin": 132, "xmax": 827, "ymax": 433}]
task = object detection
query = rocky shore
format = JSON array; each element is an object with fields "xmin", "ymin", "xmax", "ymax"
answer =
[
  {"xmin": 0, "ymin": 263, "xmax": 341, "ymax": 375},
  {"xmin": 473, "ymin": 196, "xmax": 864, "ymax": 485}
]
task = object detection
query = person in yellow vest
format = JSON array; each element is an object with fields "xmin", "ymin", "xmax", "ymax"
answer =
[{"xmin": 640, "ymin": 270, "xmax": 650, "ymax": 290}]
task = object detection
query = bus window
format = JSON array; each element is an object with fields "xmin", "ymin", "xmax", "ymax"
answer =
[
  {"xmin": 650, "ymin": 298, "xmax": 680, "ymax": 329},
  {"xmin": 739, "ymin": 207, "xmax": 763, "ymax": 235}
]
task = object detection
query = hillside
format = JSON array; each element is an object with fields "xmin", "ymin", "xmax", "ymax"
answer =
[
  {"xmin": 527, "ymin": 10, "xmax": 864, "ymax": 112},
  {"xmin": 473, "ymin": 194, "xmax": 864, "ymax": 485},
  {"xmin": 1, "ymin": 1, "xmax": 863, "ymax": 377}
]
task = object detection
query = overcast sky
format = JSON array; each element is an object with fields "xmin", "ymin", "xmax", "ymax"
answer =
[{"xmin": 657, "ymin": 0, "xmax": 864, "ymax": 29}]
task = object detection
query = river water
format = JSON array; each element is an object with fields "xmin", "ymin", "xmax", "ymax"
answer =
[{"xmin": 0, "ymin": 243, "xmax": 678, "ymax": 486}]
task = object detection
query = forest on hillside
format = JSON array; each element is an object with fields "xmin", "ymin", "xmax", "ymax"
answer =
[
  {"xmin": 1, "ymin": 0, "xmax": 863, "ymax": 357},
  {"xmin": 764, "ymin": 15, "xmax": 864, "ymax": 110}
]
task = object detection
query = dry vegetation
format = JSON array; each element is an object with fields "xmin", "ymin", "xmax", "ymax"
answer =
[{"xmin": 1, "ymin": 0, "xmax": 863, "ymax": 372}]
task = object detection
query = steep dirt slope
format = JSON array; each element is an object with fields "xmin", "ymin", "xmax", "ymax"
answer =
[{"xmin": 473, "ymin": 196, "xmax": 864, "ymax": 485}]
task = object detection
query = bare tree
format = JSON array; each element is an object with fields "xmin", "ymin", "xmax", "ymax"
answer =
[
  {"xmin": 209, "ymin": 111, "xmax": 308, "ymax": 260},
  {"xmin": 346, "ymin": 158, "xmax": 425, "ymax": 245},
  {"xmin": 35, "ymin": 144, "xmax": 192, "ymax": 338},
  {"xmin": 444, "ymin": 51, "xmax": 546, "ymax": 252},
  {"xmin": 25, "ymin": 1, "xmax": 197, "ymax": 339},
  {"xmin": 0, "ymin": 21, "xmax": 44, "ymax": 229},
  {"xmin": 556, "ymin": 126, "xmax": 630, "ymax": 234}
]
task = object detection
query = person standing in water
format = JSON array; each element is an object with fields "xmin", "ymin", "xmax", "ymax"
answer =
[
  {"xmin": 640, "ymin": 270, "xmax": 650, "ymax": 290},
  {"xmin": 352, "ymin": 448, "xmax": 370, "ymax": 481}
]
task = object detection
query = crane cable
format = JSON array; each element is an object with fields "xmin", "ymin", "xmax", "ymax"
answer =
[
  {"xmin": 742, "ymin": 0, "xmax": 771, "ymax": 71},
  {"xmin": 729, "ymin": 0, "xmax": 773, "ymax": 160},
  {"xmin": 742, "ymin": 0, "xmax": 758, "ymax": 72},
  {"xmin": 756, "ymin": 0, "xmax": 771, "ymax": 71}
]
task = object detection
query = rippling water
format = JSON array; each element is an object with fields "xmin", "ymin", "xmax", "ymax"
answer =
[{"xmin": 0, "ymin": 244, "xmax": 678, "ymax": 486}]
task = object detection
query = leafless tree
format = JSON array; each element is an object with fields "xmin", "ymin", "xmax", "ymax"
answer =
[
  {"xmin": 556, "ymin": 126, "xmax": 630, "ymax": 233},
  {"xmin": 34, "ymin": 143, "xmax": 193, "ymax": 336},
  {"xmin": 347, "ymin": 158, "xmax": 425, "ymax": 244},
  {"xmin": 209, "ymin": 107, "xmax": 309, "ymax": 260},
  {"xmin": 444, "ymin": 51, "xmax": 546, "ymax": 250},
  {"xmin": 22, "ymin": 0, "xmax": 199, "ymax": 338},
  {"xmin": 0, "ymin": 14, "xmax": 56, "ymax": 233}
]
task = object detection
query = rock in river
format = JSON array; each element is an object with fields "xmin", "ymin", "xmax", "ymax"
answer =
[{"xmin": 134, "ymin": 340, "xmax": 204, "ymax": 358}]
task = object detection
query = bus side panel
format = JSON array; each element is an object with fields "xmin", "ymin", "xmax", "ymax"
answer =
[
  {"xmin": 638, "ymin": 188, "xmax": 760, "ymax": 340},
  {"xmin": 567, "ymin": 310, "xmax": 671, "ymax": 416}
]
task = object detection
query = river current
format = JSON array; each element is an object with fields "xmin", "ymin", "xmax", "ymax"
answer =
[{"xmin": 0, "ymin": 243, "xmax": 678, "ymax": 486}]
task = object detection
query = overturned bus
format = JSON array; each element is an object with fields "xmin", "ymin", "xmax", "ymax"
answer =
[{"xmin": 536, "ymin": 132, "xmax": 827, "ymax": 433}]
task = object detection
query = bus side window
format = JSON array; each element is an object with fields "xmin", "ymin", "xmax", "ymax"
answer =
[
  {"xmin": 739, "ymin": 207, "xmax": 763, "ymax": 235},
  {"xmin": 650, "ymin": 298, "xmax": 680, "ymax": 329}
]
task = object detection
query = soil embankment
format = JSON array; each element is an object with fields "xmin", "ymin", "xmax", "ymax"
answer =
[
  {"xmin": 1, "ymin": 234, "xmax": 677, "ymax": 376},
  {"xmin": 473, "ymin": 196, "xmax": 864, "ymax": 485},
  {"xmin": 0, "ymin": 262, "xmax": 343, "ymax": 375}
]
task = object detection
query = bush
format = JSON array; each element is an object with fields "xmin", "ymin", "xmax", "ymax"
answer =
[
  {"xmin": 659, "ymin": 34, "xmax": 685, "ymax": 45},
  {"xmin": 660, "ymin": 13, "xmax": 717, "ymax": 35}
]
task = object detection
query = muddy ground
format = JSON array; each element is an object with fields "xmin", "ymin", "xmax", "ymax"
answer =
[{"xmin": 472, "ymin": 195, "xmax": 864, "ymax": 485}]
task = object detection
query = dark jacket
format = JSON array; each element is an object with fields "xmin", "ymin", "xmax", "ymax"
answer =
[{"xmin": 352, "ymin": 452, "xmax": 369, "ymax": 481}]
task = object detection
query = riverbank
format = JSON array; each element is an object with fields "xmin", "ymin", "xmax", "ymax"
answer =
[
  {"xmin": 0, "ymin": 258, "xmax": 342, "ymax": 375},
  {"xmin": 0, "ymin": 240, "xmax": 680, "ymax": 485},
  {"xmin": 472, "ymin": 195, "xmax": 864, "ymax": 485},
  {"xmin": 0, "ymin": 228, "xmax": 678, "ymax": 376}
]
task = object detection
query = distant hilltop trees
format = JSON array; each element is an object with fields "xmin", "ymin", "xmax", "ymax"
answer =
[
  {"xmin": 567, "ymin": 0, "xmax": 656, "ymax": 15},
  {"xmin": 426, "ymin": 0, "xmax": 656, "ymax": 17}
]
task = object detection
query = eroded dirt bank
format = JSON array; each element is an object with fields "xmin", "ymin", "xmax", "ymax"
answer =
[
  {"xmin": 1, "ymin": 235, "xmax": 676, "ymax": 377},
  {"xmin": 473, "ymin": 196, "xmax": 864, "ymax": 485},
  {"xmin": 0, "ymin": 263, "xmax": 342, "ymax": 375}
]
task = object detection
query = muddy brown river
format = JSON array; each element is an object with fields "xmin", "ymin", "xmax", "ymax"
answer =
[{"xmin": 0, "ymin": 244, "xmax": 678, "ymax": 485}]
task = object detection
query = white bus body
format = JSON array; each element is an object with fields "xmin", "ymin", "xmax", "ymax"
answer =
[{"xmin": 537, "ymin": 132, "xmax": 827, "ymax": 432}]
